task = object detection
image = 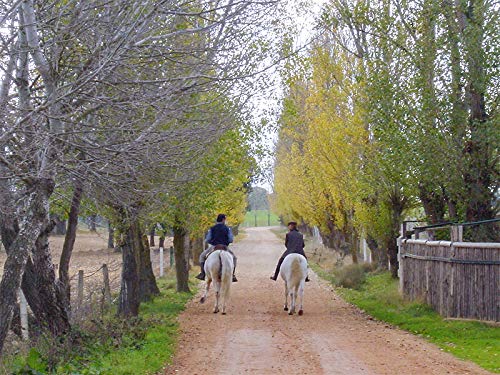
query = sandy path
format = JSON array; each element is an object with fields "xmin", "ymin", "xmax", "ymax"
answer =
[{"xmin": 164, "ymin": 227, "xmax": 491, "ymax": 375}]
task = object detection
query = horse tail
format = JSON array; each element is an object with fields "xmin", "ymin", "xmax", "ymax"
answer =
[
  {"xmin": 291, "ymin": 257, "xmax": 301, "ymax": 275},
  {"xmin": 290, "ymin": 256, "xmax": 305, "ymax": 289},
  {"xmin": 218, "ymin": 251, "xmax": 223, "ymax": 281},
  {"xmin": 220, "ymin": 252, "xmax": 232, "ymax": 300}
]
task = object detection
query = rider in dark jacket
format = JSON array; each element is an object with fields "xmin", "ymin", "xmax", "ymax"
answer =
[
  {"xmin": 196, "ymin": 214, "xmax": 238, "ymax": 282},
  {"xmin": 270, "ymin": 221, "xmax": 309, "ymax": 281}
]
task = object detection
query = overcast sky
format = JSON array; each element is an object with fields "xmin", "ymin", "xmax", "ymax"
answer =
[{"xmin": 253, "ymin": 0, "xmax": 327, "ymax": 193}]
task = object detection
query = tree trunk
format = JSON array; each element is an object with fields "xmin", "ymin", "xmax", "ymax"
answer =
[
  {"xmin": 459, "ymin": 1, "xmax": 498, "ymax": 241},
  {"xmin": 52, "ymin": 215, "xmax": 67, "ymax": 235},
  {"xmin": 107, "ymin": 221, "xmax": 114, "ymax": 249},
  {"xmin": 0, "ymin": 179, "xmax": 54, "ymax": 355},
  {"xmin": 386, "ymin": 236, "xmax": 399, "ymax": 278},
  {"xmin": 149, "ymin": 226, "xmax": 155, "ymax": 247},
  {"xmin": 118, "ymin": 223, "xmax": 139, "ymax": 317},
  {"xmin": 138, "ymin": 230, "xmax": 159, "ymax": 302},
  {"xmin": 173, "ymin": 225, "xmax": 190, "ymax": 293},
  {"xmin": 419, "ymin": 183, "xmax": 446, "ymax": 224},
  {"xmin": 31, "ymin": 221, "xmax": 70, "ymax": 335},
  {"xmin": 58, "ymin": 181, "xmax": 83, "ymax": 308},
  {"xmin": 118, "ymin": 212, "xmax": 159, "ymax": 315},
  {"xmin": 386, "ymin": 189, "xmax": 406, "ymax": 278},
  {"xmin": 366, "ymin": 235, "xmax": 387, "ymax": 270},
  {"xmin": 418, "ymin": 183, "xmax": 446, "ymax": 240}
]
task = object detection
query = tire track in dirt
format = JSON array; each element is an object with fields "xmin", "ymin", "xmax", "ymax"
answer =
[{"xmin": 164, "ymin": 227, "xmax": 491, "ymax": 375}]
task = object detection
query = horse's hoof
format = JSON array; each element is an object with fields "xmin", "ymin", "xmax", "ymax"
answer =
[
  {"xmin": 298, "ymin": 310, "xmax": 303, "ymax": 316},
  {"xmin": 222, "ymin": 312, "xmax": 226, "ymax": 315},
  {"xmin": 283, "ymin": 306, "xmax": 288, "ymax": 311},
  {"xmin": 200, "ymin": 297, "xmax": 206, "ymax": 304},
  {"xmin": 213, "ymin": 310, "xmax": 218, "ymax": 314},
  {"xmin": 288, "ymin": 311, "xmax": 293, "ymax": 316}
]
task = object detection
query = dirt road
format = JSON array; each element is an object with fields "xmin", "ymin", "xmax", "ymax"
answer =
[{"xmin": 164, "ymin": 227, "xmax": 490, "ymax": 375}]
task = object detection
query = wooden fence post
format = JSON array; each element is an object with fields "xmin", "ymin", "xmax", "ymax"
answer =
[
  {"xmin": 451, "ymin": 225, "xmax": 463, "ymax": 242},
  {"xmin": 19, "ymin": 289, "xmax": 29, "ymax": 340},
  {"xmin": 102, "ymin": 264, "xmax": 111, "ymax": 305},
  {"xmin": 77, "ymin": 270, "xmax": 84, "ymax": 312},
  {"xmin": 397, "ymin": 236, "xmax": 404, "ymax": 292},
  {"xmin": 159, "ymin": 247, "xmax": 164, "ymax": 277}
]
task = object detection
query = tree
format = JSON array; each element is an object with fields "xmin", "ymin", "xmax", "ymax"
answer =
[{"xmin": 0, "ymin": 0, "xmax": 284, "ymax": 353}]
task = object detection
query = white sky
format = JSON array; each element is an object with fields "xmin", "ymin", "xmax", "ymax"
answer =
[{"xmin": 252, "ymin": 0, "xmax": 327, "ymax": 193}]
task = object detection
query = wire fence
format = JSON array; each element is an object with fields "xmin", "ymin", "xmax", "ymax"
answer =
[{"xmin": 16, "ymin": 246, "xmax": 176, "ymax": 339}]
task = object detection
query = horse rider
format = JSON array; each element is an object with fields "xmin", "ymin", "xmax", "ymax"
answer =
[
  {"xmin": 196, "ymin": 214, "xmax": 238, "ymax": 282},
  {"xmin": 270, "ymin": 221, "xmax": 310, "ymax": 282}
]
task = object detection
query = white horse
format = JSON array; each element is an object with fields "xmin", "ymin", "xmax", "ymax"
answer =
[
  {"xmin": 199, "ymin": 250, "xmax": 234, "ymax": 314},
  {"xmin": 280, "ymin": 253, "xmax": 307, "ymax": 315}
]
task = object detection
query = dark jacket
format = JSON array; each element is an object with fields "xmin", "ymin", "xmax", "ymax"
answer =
[
  {"xmin": 207, "ymin": 223, "xmax": 232, "ymax": 246},
  {"xmin": 284, "ymin": 229, "xmax": 306, "ymax": 257}
]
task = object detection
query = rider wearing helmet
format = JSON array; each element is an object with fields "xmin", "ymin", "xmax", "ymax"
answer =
[{"xmin": 196, "ymin": 214, "xmax": 238, "ymax": 282}]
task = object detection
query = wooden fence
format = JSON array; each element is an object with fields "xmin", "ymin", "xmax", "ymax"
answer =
[{"xmin": 398, "ymin": 239, "xmax": 500, "ymax": 321}]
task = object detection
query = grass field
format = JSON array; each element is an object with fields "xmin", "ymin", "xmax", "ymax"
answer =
[{"xmin": 242, "ymin": 210, "xmax": 281, "ymax": 227}]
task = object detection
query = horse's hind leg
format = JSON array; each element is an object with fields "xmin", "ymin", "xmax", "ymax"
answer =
[
  {"xmin": 283, "ymin": 282, "xmax": 288, "ymax": 311},
  {"xmin": 298, "ymin": 280, "xmax": 305, "ymax": 316},
  {"xmin": 221, "ymin": 290, "xmax": 227, "ymax": 315},
  {"xmin": 200, "ymin": 278, "xmax": 211, "ymax": 304},
  {"xmin": 288, "ymin": 291, "xmax": 295, "ymax": 315},
  {"xmin": 213, "ymin": 281, "xmax": 220, "ymax": 313}
]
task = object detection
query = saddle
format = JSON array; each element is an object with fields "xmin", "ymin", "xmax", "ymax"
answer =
[{"xmin": 204, "ymin": 244, "xmax": 229, "ymax": 260}]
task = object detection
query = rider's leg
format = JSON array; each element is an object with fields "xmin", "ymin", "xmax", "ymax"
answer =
[
  {"xmin": 270, "ymin": 255, "xmax": 285, "ymax": 280},
  {"xmin": 228, "ymin": 249, "xmax": 238, "ymax": 282},
  {"xmin": 196, "ymin": 247, "xmax": 210, "ymax": 280}
]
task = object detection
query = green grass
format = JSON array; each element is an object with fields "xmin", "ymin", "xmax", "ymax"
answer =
[
  {"xmin": 4, "ymin": 273, "xmax": 196, "ymax": 375},
  {"xmin": 93, "ymin": 278, "xmax": 194, "ymax": 375},
  {"xmin": 242, "ymin": 210, "xmax": 281, "ymax": 227},
  {"xmin": 312, "ymin": 265, "xmax": 500, "ymax": 373}
]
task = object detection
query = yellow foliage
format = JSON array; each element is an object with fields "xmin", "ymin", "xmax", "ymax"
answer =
[{"xmin": 273, "ymin": 43, "xmax": 370, "ymax": 235}]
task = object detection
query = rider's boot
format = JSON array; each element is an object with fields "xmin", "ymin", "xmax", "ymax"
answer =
[
  {"xmin": 196, "ymin": 262, "xmax": 206, "ymax": 280},
  {"xmin": 232, "ymin": 265, "xmax": 238, "ymax": 282}
]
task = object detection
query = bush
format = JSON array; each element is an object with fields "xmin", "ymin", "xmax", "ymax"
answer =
[{"xmin": 333, "ymin": 264, "xmax": 367, "ymax": 289}]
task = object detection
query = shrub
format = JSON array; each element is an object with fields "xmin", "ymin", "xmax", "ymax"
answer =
[{"xmin": 333, "ymin": 264, "xmax": 367, "ymax": 289}]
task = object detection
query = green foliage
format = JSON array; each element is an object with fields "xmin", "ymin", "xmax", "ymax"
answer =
[
  {"xmin": 154, "ymin": 112, "xmax": 256, "ymax": 237},
  {"xmin": 335, "ymin": 272, "xmax": 500, "ymax": 373},
  {"xmin": 11, "ymin": 349, "xmax": 48, "ymax": 374}
]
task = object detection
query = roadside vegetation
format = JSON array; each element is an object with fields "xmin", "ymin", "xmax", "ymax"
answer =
[
  {"xmin": 272, "ymin": 0, "xmax": 499, "ymax": 277},
  {"xmin": 1, "ymin": 273, "xmax": 196, "ymax": 375},
  {"xmin": 310, "ymin": 261, "xmax": 500, "ymax": 373}
]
